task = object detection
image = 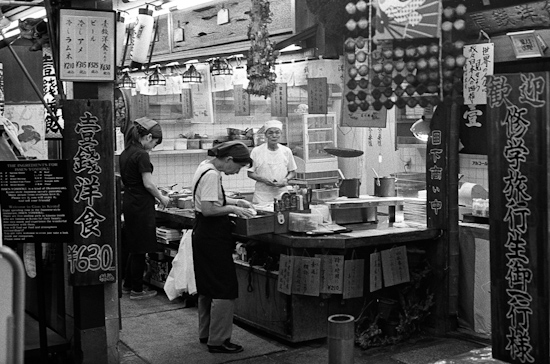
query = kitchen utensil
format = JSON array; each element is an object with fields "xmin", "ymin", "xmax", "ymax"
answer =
[
  {"xmin": 372, "ymin": 168, "xmax": 381, "ymax": 187},
  {"xmin": 374, "ymin": 177, "xmax": 396, "ymax": 197}
]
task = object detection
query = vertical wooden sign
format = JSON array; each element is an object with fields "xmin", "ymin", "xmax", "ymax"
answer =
[
  {"xmin": 62, "ymin": 100, "xmax": 116, "ymax": 286},
  {"xmin": 234, "ymin": 85, "xmax": 250, "ymax": 116},
  {"xmin": 307, "ymin": 77, "xmax": 328, "ymax": 115},
  {"xmin": 270, "ymin": 83, "xmax": 288, "ymax": 117},
  {"xmin": 426, "ymin": 103, "xmax": 448, "ymax": 228},
  {"xmin": 181, "ymin": 88, "xmax": 193, "ymax": 119},
  {"xmin": 486, "ymin": 72, "xmax": 550, "ymax": 364}
]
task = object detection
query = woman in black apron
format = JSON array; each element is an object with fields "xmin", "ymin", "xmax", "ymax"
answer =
[
  {"xmin": 192, "ymin": 141, "xmax": 255, "ymax": 354},
  {"xmin": 120, "ymin": 117, "xmax": 170, "ymax": 300}
]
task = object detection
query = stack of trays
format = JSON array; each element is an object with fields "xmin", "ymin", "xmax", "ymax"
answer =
[
  {"xmin": 403, "ymin": 198, "xmax": 426, "ymax": 224},
  {"xmin": 156, "ymin": 226, "xmax": 182, "ymax": 245}
]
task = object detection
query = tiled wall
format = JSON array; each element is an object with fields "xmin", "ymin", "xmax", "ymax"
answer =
[
  {"xmin": 149, "ymin": 121, "xmax": 260, "ymax": 193},
  {"xmin": 459, "ymin": 154, "xmax": 489, "ymax": 191}
]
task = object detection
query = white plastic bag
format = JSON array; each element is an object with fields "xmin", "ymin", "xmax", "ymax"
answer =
[{"xmin": 164, "ymin": 229, "xmax": 196, "ymax": 300}]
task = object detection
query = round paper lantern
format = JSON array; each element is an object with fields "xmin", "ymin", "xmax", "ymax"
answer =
[{"xmin": 130, "ymin": 8, "xmax": 154, "ymax": 69}]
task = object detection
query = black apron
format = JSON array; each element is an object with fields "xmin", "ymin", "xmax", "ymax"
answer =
[
  {"xmin": 192, "ymin": 169, "xmax": 238, "ymax": 299},
  {"xmin": 123, "ymin": 184, "xmax": 157, "ymax": 254}
]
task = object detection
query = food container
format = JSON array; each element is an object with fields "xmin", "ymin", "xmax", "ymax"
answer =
[
  {"xmin": 162, "ymin": 138, "xmax": 175, "ymax": 151},
  {"xmin": 231, "ymin": 211, "xmax": 274, "ymax": 236},
  {"xmin": 175, "ymin": 138, "xmax": 188, "ymax": 150},
  {"xmin": 177, "ymin": 197, "xmax": 193, "ymax": 209},
  {"xmin": 187, "ymin": 139, "xmax": 201, "ymax": 149},
  {"xmin": 311, "ymin": 188, "xmax": 339, "ymax": 202},
  {"xmin": 288, "ymin": 212, "xmax": 323, "ymax": 232},
  {"xmin": 201, "ymin": 139, "xmax": 215, "ymax": 149}
]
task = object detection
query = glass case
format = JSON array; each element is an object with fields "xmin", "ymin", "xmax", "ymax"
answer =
[{"xmin": 287, "ymin": 113, "xmax": 337, "ymax": 161}]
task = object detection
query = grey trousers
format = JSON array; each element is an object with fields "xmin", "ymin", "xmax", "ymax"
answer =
[{"xmin": 198, "ymin": 295, "xmax": 236, "ymax": 346}]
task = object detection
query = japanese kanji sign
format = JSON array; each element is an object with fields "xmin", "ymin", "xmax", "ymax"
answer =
[
  {"xmin": 62, "ymin": 100, "xmax": 116, "ymax": 286},
  {"xmin": 316, "ymin": 254, "xmax": 344, "ymax": 294},
  {"xmin": 234, "ymin": 85, "xmax": 250, "ymax": 116},
  {"xmin": 0, "ymin": 160, "xmax": 73, "ymax": 243},
  {"xmin": 426, "ymin": 104, "xmax": 448, "ymax": 229},
  {"xmin": 59, "ymin": 9, "xmax": 116, "ymax": 82},
  {"xmin": 307, "ymin": 78, "xmax": 328, "ymax": 115},
  {"xmin": 463, "ymin": 43, "xmax": 494, "ymax": 105},
  {"xmin": 277, "ymin": 254, "xmax": 293, "ymax": 295},
  {"xmin": 486, "ymin": 72, "xmax": 550, "ymax": 364},
  {"xmin": 270, "ymin": 83, "xmax": 288, "ymax": 117}
]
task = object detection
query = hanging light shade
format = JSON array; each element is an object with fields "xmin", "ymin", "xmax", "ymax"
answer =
[
  {"xmin": 148, "ymin": 65, "xmax": 166, "ymax": 86},
  {"xmin": 118, "ymin": 69, "xmax": 136, "ymax": 89},
  {"xmin": 210, "ymin": 58, "xmax": 233, "ymax": 76},
  {"xmin": 410, "ymin": 116, "xmax": 431, "ymax": 142},
  {"xmin": 182, "ymin": 64, "xmax": 202, "ymax": 83},
  {"xmin": 130, "ymin": 7, "xmax": 154, "ymax": 69}
]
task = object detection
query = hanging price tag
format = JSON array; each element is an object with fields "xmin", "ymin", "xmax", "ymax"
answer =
[
  {"xmin": 277, "ymin": 254, "xmax": 294, "ymax": 295},
  {"xmin": 381, "ymin": 246, "xmax": 410, "ymax": 287},
  {"xmin": 370, "ymin": 252, "xmax": 383, "ymax": 292},
  {"xmin": 234, "ymin": 85, "xmax": 250, "ymax": 116},
  {"xmin": 307, "ymin": 77, "xmax": 328, "ymax": 114},
  {"xmin": 291, "ymin": 256, "xmax": 321, "ymax": 296},
  {"xmin": 316, "ymin": 254, "xmax": 344, "ymax": 294},
  {"xmin": 343, "ymin": 259, "xmax": 364, "ymax": 299},
  {"xmin": 217, "ymin": 8, "xmax": 229, "ymax": 25},
  {"xmin": 270, "ymin": 83, "xmax": 288, "ymax": 117}
]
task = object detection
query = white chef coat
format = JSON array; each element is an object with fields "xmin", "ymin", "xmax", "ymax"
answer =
[{"xmin": 248, "ymin": 143, "xmax": 297, "ymax": 205}]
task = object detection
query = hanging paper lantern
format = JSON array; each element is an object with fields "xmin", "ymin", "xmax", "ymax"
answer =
[
  {"xmin": 130, "ymin": 8, "xmax": 154, "ymax": 70},
  {"xmin": 116, "ymin": 12, "xmax": 127, "ymax": 68}
]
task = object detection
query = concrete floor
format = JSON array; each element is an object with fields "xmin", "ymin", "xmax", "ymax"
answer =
[{"xmin": 118, "ymin": 292, "xmax": 497, "ymax": 364}]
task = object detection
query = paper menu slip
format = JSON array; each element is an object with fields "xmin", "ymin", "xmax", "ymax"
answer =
[
  {"xmin": 291, "ymin": 256, "xmax": 321, "ymax": 296},
  {"xmin": 270, "ymin": 83, "xmax": 288, "ymax": 117},
  {"xmin": 370, "ymin": 252, "xmax": 383, "ymax": 292},
  {"xmin": 343, "ymin": 259, "xmax": 364, "ymax": 299},
  {"xmin": 381, "ymin": 246, "xmax": 410, "ymax": 287},
  {"xmin": 316, "ymin": 254, "xmax": 344, "ymax": 294},
  {"xmin": 277, "ymin": 254, "xmax": 293, "ymax": 295},
  {"xmin": 234, "ymin": 85, "xmax": 250, "ymax": 116}
]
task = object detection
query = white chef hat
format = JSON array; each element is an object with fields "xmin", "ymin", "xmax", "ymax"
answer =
[{"xmin": 264, "ymin": 119, "xmax": 283, "ymax": 132}]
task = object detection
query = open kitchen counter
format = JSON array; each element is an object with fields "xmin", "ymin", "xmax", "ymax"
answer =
[{"xmin": 155, "ymin": 205, "xmax": 441, "ymax": 343}]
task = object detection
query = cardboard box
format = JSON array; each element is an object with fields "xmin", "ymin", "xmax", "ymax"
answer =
[{"xmin": 231, "ymin": 212, "xmax": 274, "ymax": 236}]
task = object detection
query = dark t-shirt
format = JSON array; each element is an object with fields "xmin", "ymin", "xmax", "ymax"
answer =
[{"xmin": 119, "ymin": 144, "xmax": 153, "ymax": 188}]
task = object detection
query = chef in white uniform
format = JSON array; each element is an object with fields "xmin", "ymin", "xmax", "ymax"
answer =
[{"xmin": 248, "ymin": 120, "xmax": 297, "ymax": 205}]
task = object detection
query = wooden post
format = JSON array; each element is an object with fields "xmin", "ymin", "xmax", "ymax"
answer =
[{"xmin": 64, "ymin": 1, "xmax": 117, "ymax": 363}]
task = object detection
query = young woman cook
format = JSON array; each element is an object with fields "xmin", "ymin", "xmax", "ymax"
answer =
[
  {"xmin": 247, "ymin": 119, "xmax": 297, "ymax": 205},
  {"xmin": 192, "ymin": 141, "xmax": 255, "ymax": 354},
  {"xmin": 120, "ymin": 117, "xmax": 170, "ymax": 300}
]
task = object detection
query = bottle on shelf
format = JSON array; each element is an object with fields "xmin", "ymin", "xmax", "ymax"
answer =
[{"xmin": 174, "ymin": 20, "xmax": 185, "ymax": 43}]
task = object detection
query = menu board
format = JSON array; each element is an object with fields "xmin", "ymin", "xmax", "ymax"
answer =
[
  {"xmin": 0, "ymin": 160, "xmax": 73, "ymax": 243},
  {"xmin": 58, "ymin": 9, "xmax": 116, "ymax": 82}
]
